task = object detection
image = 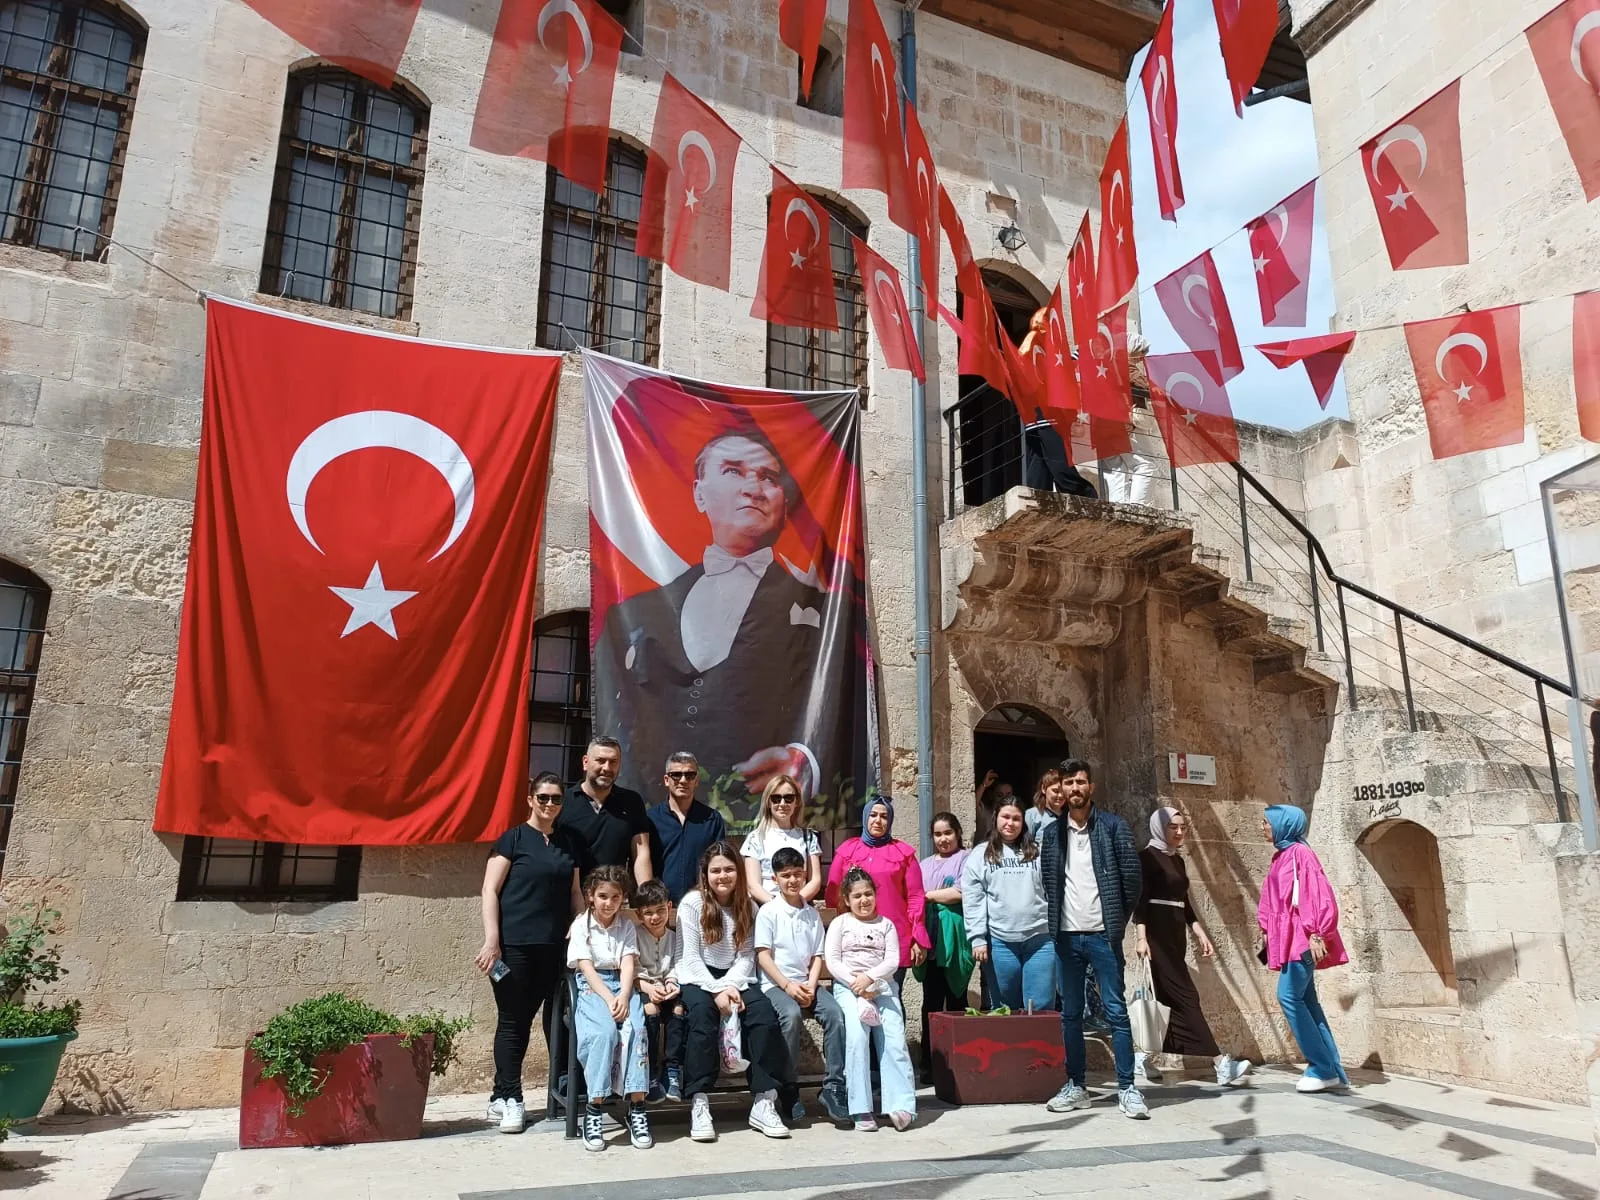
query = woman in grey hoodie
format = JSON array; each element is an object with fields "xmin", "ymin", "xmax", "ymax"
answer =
[{"xmin": 961, "ymin": 797, "xmax": 1056, "ymax": 1012}]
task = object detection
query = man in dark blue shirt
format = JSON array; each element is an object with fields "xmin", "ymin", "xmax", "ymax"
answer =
[{"xmin": 646, "ymin": 751, "xmax": 728, "ymax": 901}]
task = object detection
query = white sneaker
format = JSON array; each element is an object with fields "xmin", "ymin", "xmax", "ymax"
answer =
[
  {"xmin": 1216, "ymin": 1056, "xmax": 1253, "ymax": 1087},
  {"xmin": 1118, "ymin": 1086, "xmax": 1150, "ymax": 1120},
  {"xmin": 487, "ymin": 1097, "xmax": 505, "ymax": 1121},
  {"xmin": 1134, "ymin": 1052, "xmax": 1163, "ymax": 1083},
  {"xmin": 497, "ymin": 1096, "xmax": 525, "ymax": 1133},
  {"xmin": 748, "ymin": 1090, "xmax": 791, "ymax": 1139},
  {"xmin": 1296, "ymin": 1072, "xmax": 1338, "ymax": 1093},
  {"xmin": 689, "ymin": 1092, "xmax": 716, "ymax": 1142},
  {"xmin": 1045, "ymin": 1082, "xmax": 1091, "ymax": 1112}
]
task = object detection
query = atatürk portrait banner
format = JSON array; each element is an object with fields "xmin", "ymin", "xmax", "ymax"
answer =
[{"xmin": 584, "ymin": 351, "xmax": 877, "ymax": 835}]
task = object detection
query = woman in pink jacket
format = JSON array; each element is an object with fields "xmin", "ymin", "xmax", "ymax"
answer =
[
  {"xmin": 826, "ymin": 796, "xmax": 929, "ymax": 985},
  {"xmin": 1257, "ymin": 804, "xmax": 1350, "ymax": 1093}
]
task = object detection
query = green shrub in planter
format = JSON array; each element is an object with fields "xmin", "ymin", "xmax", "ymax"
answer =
[{"xmin": 0, "ymin": 907, "xmax": 79, "ymax": 1124}]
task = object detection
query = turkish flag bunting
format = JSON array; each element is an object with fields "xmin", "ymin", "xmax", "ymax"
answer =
[
  {"xmin": 781, "ymin": 0, "xmax": 829, "ymax": 99},
  {"xmin": 154, "ymin": 300, "xmax": 561, "ymax": 845},
  {"xmin": 1403, "ymin": 305, "xmax": 1525, "ymax": 460},
  {"xmin": 1147, "ymin": 350, "xmax": 1242, "ymax": 466},
  {"xmin": 903, "ymin": 104, "xmax": 941, "ymax": 303},
  {"xmin": 1079, "ymin": 301, "xmax": 1133, "ymax": 422},
  {"xmin": 1574, "ymin": 291, "xmax": 1600, "ymax": 440},
  {"xmin": 1141, "ymin": 5, "xmax": 1185, "ymax": 221},
  {"xmin": 1068, "ymin": 214, "xmax": 1097, "ymax": 355},
  {"xmin": 1097, "ymin": 120, "xmax": 1138, "ymax": 315},
  {"xmin": 753, "ymin": 170, "xmax": 838, "ymax": 330},
  {"xmin": 1255, "ymin": 331, "xmax": 1356, "ymax": 409},
  {"xmin": 844, "ymin": 0, "xmax": 912, "ymax": 230},
  {"xmin": 954, "ymin": 262, "xmax": 1013, "ymax": 397},
  {"xmin": 1528, "ymin": 0, "xmax": 1600, "ymax": 201},
  {"xmin": 853, "ymin": 237, "xmax": 925, "ymax": 381},
  {"xmin": 1039, "ymin": 284, "xmax": 1081, "ymax": 421},
  {"xmin": 939, "ymin": 185, "xmax": 976, "ymax": 303},
  {"xmin": 638, "ymin": 74, "xmax": 742, "ymax": 290},
  {"xmin": 1247, "ymin": 179, "xmax": 1316, "ymax": 327},
  {"xmin": 469, "ymin": 0, "xmax": 625, "ymax": 195},
  {"xmin": 1153, "ymin": 249, "xmax": 1244, "ymax": 382},
  {"xmin": 1360, "ymin": 81, "xmax": 1468, "ymax": 270},
  {"xmin": 239, "ymin": 0, "xmax": 419, "ymax": 86},
  {"xmin": 1212, "ymin": 0, "xmax": 1279, "ymax": 114}
]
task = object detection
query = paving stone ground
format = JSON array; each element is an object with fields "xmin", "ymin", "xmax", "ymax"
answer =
[{"xmin": 7, "ymin": 1066, "xmax": 1596, "ymax": 1200}]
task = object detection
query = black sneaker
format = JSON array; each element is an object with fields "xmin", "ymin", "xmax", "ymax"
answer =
[
  {"xmin": 819, "ymin": 1086, "xmax": 851, "ymax": 1126},
  {"xmin": 664, "ymin": 1066, "xmax": 683, "ymax": 1103},
  {"xmin": 627, "ymin": 1104, "xmax": 653, "ymax": 1149},
  {"xmin": 646, "ymin": 1076, "xmax": 667, "ymax": 1104},
  {"xmin": 582, "ymin": 1105, "xmax": 606, "ymax": 1152}
]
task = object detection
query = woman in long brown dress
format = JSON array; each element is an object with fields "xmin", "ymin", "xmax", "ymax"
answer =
[{"xmin": 1132, "ymin": 807, "xmax": 1252, "ymax": 1087}]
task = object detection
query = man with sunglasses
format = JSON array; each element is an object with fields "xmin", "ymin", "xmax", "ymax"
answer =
[{"xmin": 647, "ymin": 751, "xmax": 728, "ymax": 901}]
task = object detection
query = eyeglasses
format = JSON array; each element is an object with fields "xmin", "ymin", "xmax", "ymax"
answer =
[
  {"xmin": 666, "ymin": 770, "xmax": 698, "ymax": 781},
  {"xmin": 531, "ymin": 793, "xmax": 564, "ymax": 807},
  {"xmin": 770, "ymin": 794, "xmax": 799, "ymax": 804}
]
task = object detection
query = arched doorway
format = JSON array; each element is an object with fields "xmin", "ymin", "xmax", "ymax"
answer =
[
  {"xmin": 1357, "ymin": 819, "xmax": 1458, "ymax": 1009},
  {"xmin": 972, "ymin": 703, "xmax": 1072, "ymax": 814}
]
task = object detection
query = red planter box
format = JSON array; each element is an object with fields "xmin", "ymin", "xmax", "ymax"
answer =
[
  {"xmin": 239, "ymin": 1033, "xmax": 434, "ymax": 1149},
  {"xmin": 929, "ymin": 1012, "xmax": 1065, "ymax": 1105}
]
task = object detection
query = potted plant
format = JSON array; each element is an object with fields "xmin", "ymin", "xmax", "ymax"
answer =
[
  {"xmin": 240, "ymin": 992, "xmax": 470, "ymax": 1149},
  {"xmin": 0, "ymin": 906, "xmax": 80, "ymax": 1122},
  {"xmin": 928, "ymin": 1006, "xmax": 1067, "ymax": 1106}
]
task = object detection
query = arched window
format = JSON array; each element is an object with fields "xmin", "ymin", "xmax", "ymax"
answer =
[
  {"xmin": 537, "ymin": 139, "xmax": 661, "ymax": 365},
  {"xmin": 0, "ymin": 559, "xmax": 48, "ymax": 875},
  {"xmin": 765, "ymin": 193, "xmax": 867, "ymax": 398},
  {"xmin": 529, "ymin": 611, "xmax": 591, "ymax": 781},
  {"xmin": 798, "ymin": 42, "xmax": 844, "ymax": 118},
  {"xmin": 0, "ymin": 0, "xmax": 145, "ymax": 259},
  {"xmin": 259, "ymin": 66, "xmax": 429, "ymax": 320}
]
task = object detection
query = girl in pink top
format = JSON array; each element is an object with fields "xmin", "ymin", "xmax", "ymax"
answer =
[
  {"xmin": 825, "ymin": 796, "xmax": 929, "ymax": 972},
  {"xmin": 1256, "ymin": 804, "xmax": 1349, "ymax": 1092}
]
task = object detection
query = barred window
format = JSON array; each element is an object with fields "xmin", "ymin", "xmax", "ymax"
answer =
[
  {"xmin": 260, "ymin": 66, "xmax": 428, "ymax": 321},
  {"xmin": 537, "ymin": 140, "xmax": 660, "ymax": 365},
  {"xmin": 0, "ymin": 0, "xmax": 145, "ymax": 259},
  {"xmin": 0, "ymin": 560, "xmax": 48, "ymax": 877},
  {"xmin": 765, "ymin": 194, "xmax": 867, "ymax": 399},
  {"xmin": 177, "ymin": 838, "xmax": 361, "ymax": 903},
  {"xmin": 529, "ymin": 611, "xmax": 590, "ymax": 782}
]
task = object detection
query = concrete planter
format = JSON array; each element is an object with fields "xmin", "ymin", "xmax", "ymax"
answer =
[
  {"xmin": 928, "ymin": 1011, "xmax": 1064, "ymax": 1105},
  {"xmin": 239, "ymin": 1032, "xmax": 434, "ymax": 1149},
  {"xmin": 0, "ymin": 1031, "xmax": 77, "ymax": 1120}
]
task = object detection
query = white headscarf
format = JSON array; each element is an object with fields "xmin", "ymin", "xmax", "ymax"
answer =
[{"xmin": 1147, "ymin": 806, "xmax": 1181, "ymax": 854}]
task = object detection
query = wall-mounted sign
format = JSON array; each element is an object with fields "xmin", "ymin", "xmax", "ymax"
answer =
[{"xmin": 1168, "ymin": 753, "xmax": 1217, "ymax": 786}]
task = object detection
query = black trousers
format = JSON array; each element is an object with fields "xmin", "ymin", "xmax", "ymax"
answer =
[
  {"xmin": 1023, "ymin": 424, "xmax": 1097, "ymax": 498},
  {"xmin": 644, "ymin": 1001, "xmax": 687, "ymax": 1075},
  {"xmin": 919, "ymin": 964, "xmax": 970, "ymax": 1069},
  {"xmin": 490, "ymin": 942, "xmax": 566, "ymax": 1102},
  {"xmin": 681, "ymin": 981, "xmax": 793, "ymax": 1097}
]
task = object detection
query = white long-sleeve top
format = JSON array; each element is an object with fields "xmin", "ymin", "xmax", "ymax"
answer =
[
  {"xmin": 824, "ymin": 912, "xmax": 900, "ymax": 986},
  {"xmin": 675, "ymin": 889, "xmax": 757, "ymax": 991}
]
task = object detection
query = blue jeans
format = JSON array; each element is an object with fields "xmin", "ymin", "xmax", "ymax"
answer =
[
  {"xmin": 575, "ymin": 970, "xmax": 649, "ymax": 1100},
  {"xmin": 766, "ymin": 982, "xmax": 847, "ymax": 1102},
  {"xmin": 982, "ymin": 934, "xmax": 1058, "ymax": 1013},
  {"xmin": 833, "ymin": 981, "xmax": 917, "ymax": 1117},
  {"xmin": 1279, "ymin": 953, "xmax": 1348, "ymax": 1084},
  {"xmin": 1055, "ymin": 930, "xmax": 1135, "ymax": 1089}
]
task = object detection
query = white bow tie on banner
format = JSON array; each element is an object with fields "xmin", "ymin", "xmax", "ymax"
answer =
[{"xmin": 703, "ymin": 544, "xmax": 773, "ymax": 578}]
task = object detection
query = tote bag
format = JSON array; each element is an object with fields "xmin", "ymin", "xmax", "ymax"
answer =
[{"xmin": 1127, "ymin": 957, "xmax": 1171, "ymax": 1054}]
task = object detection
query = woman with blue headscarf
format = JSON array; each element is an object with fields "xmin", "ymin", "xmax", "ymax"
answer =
[
  {"xmin": 826, "ymin": 796, "xmax": 929, "ymax": 991},
  {"xmin": 1257, "ymin": 804, "xmax": 1349, "ymax": 1092}
]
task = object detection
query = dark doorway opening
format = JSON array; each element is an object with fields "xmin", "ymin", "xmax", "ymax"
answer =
[
  {"xmin": 972, "ymin": 704, "xmax": 1072, "ymax": 812},
  {"xmin": 950, "ymin": 268, "xmax": 1044, "ymax": 511}
]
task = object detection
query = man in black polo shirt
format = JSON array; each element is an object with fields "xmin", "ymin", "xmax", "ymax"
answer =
[
  {"xmin": 647, "ymin": 751, "xmax": 728, "ymax": 901},
  {"xmin": 556, "ymin": 735, "xmax": 652, "ymax": 888}
]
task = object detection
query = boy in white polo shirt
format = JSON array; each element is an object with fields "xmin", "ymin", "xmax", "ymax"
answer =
[{"xmin": 755, "ymin": 847, "xmax": 849, "ymax": 1126}]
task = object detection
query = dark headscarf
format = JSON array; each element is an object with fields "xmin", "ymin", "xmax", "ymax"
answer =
[{"xmin": 860, "ymin": 795, "xmax": 895, "ymax": 848}]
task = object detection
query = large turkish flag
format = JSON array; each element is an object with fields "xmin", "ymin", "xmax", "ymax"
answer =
[
  {"xmin": 1360, "ymin": 82, "xmax": 1468, "ymax": 270},
  {"xmin": 155, "ymin": 300, "xmax": 561, "ymax": 845},
  {"xmin": 1403, "ymin": 305, "xmax": 1525, "ymax": 460}
]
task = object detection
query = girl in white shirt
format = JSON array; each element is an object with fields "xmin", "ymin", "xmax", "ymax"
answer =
[
  {"xmin": 567, "ymin": 866, "xmax": 651, "ymax": 1153},
  {"xmin": 677, "ymin": 840, "xmax": 794, "ymax": 1143},
  {"xmin": 825, "ymin": 866, "xmax": 918, "ymax": 1132},
  {"xmin": 741, "ymin": 774, "xmax": 823, "ymax": 904}
]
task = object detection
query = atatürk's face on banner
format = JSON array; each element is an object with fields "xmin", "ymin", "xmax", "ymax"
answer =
[{"xmin": 693, "ymin": 435, "xmax": 788, "ymax": 556}]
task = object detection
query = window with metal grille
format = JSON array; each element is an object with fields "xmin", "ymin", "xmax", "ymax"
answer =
[
  {"xmin": 176, "ymin": 838, "xmax": 361, "ymax": 903},
  {"xmin": 765, "ymin": 195, "xmax": 867, "ymax": 400},
  {"xmin": 0, "ymin": 560, "xmax": 48, "ymax": 878},
  {"xmin": 259, "ymin": 66, "xmax": 428, "ymax": 321},
  {"xmin": 0, "ymin": 0, "xmax": 145, "ymax": 259},
  {"xmin": 537, "ymin": 140, "xmax": 660, "ymax": 364},
  {"xmin": 529, "ymin": 611, "xmax": 590, "ymax": 782}
]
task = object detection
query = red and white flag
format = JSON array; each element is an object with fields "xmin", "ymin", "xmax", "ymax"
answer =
[
  {"xmin": 1574, "ymin": 291, "xmax": 1600, "ymax": 440},
  {"xmin": 853, "ymin": 237, "xmax": 925, "ymax": 381},
  {"xmin": 470, "ymin": 0, "xmax": 625, "ymax": 194},
  {"xmin": 1212, "ymin": 0, "xmax": 1279, "ymax": 114},
  {"xmin": 1097, "ymin": 120, "xmax": 1138, "ymax": 314},
  {"xmin": 903, "ymin": 104, "xmax": 941, "ymax": 303},
  {"xmin": 1068, "ymin": 214, "xmax": 1097, "ymax": 354},
  {"xmin": 239, "ymin": 0, "xmax": 419, "ymax": 86},
  {"xmin": 955, "ymin": 262, "xmax": 1012, "ymax": 397},
  {"xmin": 843, "ymin": 0, "xmax": 911, "ymax": 229},
  {"xmin": 781, "ymin": 0, "xmax": 829, "ymax": 99},
  {"xmin": 753, "ymin": 170, "xmax": 838, "ymax": 330},
  {"xmin": 1147, "ymin": 350, "xmax": 1241, "ymax": 466},
  {"xmin": 637, "ymin": 74, "xmax": 742, "ymax": 290},
  {"xmin": 154, "ymin": 300, "xmax": 561, "ymax": 845},
  {"xmin": 940, "ymin": 185, "xmax": 976, "ymax": 293},
  {"xmin": 1361, "ymin": 81, "xmax": 1468, "ymax": 270},
  {"xmin": 1246, "ymin": 180, "xmax": 1316, "ymax": 327},
  {"xmin": 1256, "ymin": 331, "xmax": 1356, "ymax": 409},
  {"xmin": 1403, "ymin": 305, "xmax": 1525, "ymax": 460},
  {"xmin": 1153, "ymin": 249, "xmax": 1244, "ymax": 382},
  {"xmin": 1039, "ymin": 284, "xmax": 1080, "ymax": 420},
  {"xmin": 1080, "ymin": 301, "xmax": 1132, "ymax": 422},
  {"xmin": 1528, "ymin": 0, "xmax": 1600, "ymax": 201},
  {"xmin": 1141, "ymin": 5, "xmax": 1184, "ymax": 222}
]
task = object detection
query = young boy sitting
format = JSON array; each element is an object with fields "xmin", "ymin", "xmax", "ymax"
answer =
[
  {"xmin": 631, "ymin": 879, "xmax": 684, "ymax": 1102},
  {"xmin": 754, "ymin": 846, "xmax": 849, "ymax": 1125}
]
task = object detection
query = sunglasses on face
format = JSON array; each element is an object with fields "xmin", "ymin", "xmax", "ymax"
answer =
[
  {"xmin": 531, "ymin": 793, "xmax": 564, "ymax": 807},
  {"xmin": 770, "ymin": 794, "xmax": 799, "ymax": 804},
  {"xmin": 666, "ymin": 770, "xmax": 698, "ymax": 781}
]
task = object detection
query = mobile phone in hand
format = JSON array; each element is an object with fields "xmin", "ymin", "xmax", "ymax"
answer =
[{"xmin": 489, "ymin": 959, "xmax": 511, "ymax": 983}]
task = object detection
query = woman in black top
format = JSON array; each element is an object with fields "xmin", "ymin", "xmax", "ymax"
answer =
[{"xmin": 476, "ymin": 771, "xmax": 589, "ymax": 1133}]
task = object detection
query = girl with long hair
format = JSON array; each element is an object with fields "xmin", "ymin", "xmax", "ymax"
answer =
[
  {"xmin": 961, "ymin": 796, "xmax": 1055, "ymax": 1012},
  {"xmin": 916, "ymin": 812, "xmax": 974, "ymax": 1071}
]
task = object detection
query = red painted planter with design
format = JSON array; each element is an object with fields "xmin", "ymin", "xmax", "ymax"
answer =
[
  {"xmin": 929, "ymin": 1012, "xmax": 1065, "ymax": 1105},
  {"xmin": 239, "ymin": 1033, "xmax": 434, "ymax": 1149}
]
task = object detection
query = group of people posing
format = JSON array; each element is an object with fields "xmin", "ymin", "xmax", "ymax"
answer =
[{"xmin": 475, "ymin": 737, "xmax": 1349, "ymax": 1150}]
